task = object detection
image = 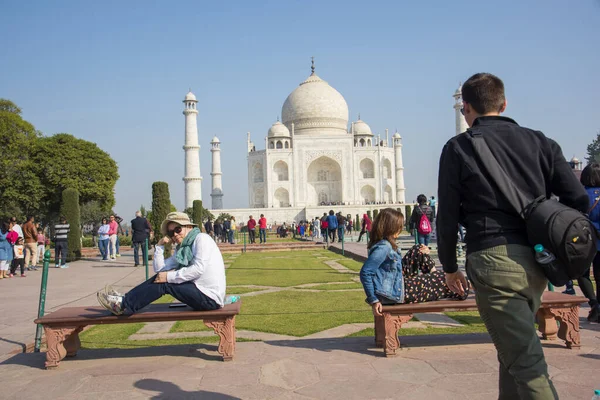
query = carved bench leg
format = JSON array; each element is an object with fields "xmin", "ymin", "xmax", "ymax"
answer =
[
  {"xmin": 383, "ymin": 313, "xmax": 413, "ymax": 357},
  {"xmin": 552, "ymin": 306, "xmax": 581, "ymax": 349},
  {"xmin": 537, "ymin": 308, "xmax": 558, "ymax": 341},
  {"xmin": 374, "ymin": 314, "xmax": 385, "ymax": 348},
  {"xmin": 204, "ymin": 316, "xmax": 236, "ymax": 361},
  {"xmin": 43, "ymin": 325, "xmax": 83, "ymax": 369},
  {"xmin": 64, "ymin": 327, "xmax": 84, "ymax": 357}
]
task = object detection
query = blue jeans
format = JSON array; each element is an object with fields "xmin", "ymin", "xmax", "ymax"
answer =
[
  {"xmin": 418, "ymin": 234, "xmax": 430, "ymax": 246},
  {"xmin": 55, "ymin": 241, "xmax": 68, "ymax": 265},
  {"xmin": 337, "ymin": 227, "xmax": 344, "ymax": 242},
  {"xmin": 123, "ymin": 274, "xmax": 219, "ymax": 314},
  {"xmin": 98, "ymin": 239, "xmax": 109, "ymax": 260},
  {"xmin": 116, "ymin": 236, "xmax": 120, "ymax": 254},
  {"xmin": 133, "ymin": 241, "xmax": 147, "ymax": 265},
  {"xmin": 259, "ymin": 228, "xmax": 266, "ymax": 243},
  {"xmin": 228, "ymin": 230, "xmax": 234, "ymax": 244}
]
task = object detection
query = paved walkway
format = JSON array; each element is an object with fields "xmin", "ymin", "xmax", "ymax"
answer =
[{"xmin": 1, "ymin": 247, "xmax": 599, "ymax": 399}]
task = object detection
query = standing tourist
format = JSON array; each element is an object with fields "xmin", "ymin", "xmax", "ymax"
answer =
[
  {"xmin": 213, "ymin": 220, "xmax": 223, "ymax": 243},
  {"xmin": 204, "ymin": 219, "xmax": 214, "ymax": 239},
  {"xmin": 437, "ymin": 73, "xmax": 587, "ymax": 398},
  {"xmin": 410, "ymin": 194, "xmax": 434, "ymax": 246},
  {"xmin": 10, "ymin": 217, "xmax": 23, "ymax": 239},
  {"xmin": 97, "ymin": 212, "xmax": 225, "ymax": 315},
  {"xmin": 10, "ymin": 237, "xmax": 26, "ymax": 277},
  {"xmin": 36, "ymin": 228, "xmax": 46, "ymax": 266},
  {"xmin": 222, "ymin": 218, "xmax": 231, "ymax": 244},
  {"xmin": 247, "ymin": 216, "xmax": 256, "ymax": 244},
  {"xmin": 313, "ymin": 217, "xmax": 321, "ymax": 240},
  {"xmin": 336, "ymin": 212, "xmax": 345, "ymax": 242},
  {"xmin": 429, "ymin": 196, "xmax": 437, "ymax": 217},
  {"xmin": 0, "ymin": 222, "xmax": 14, "ymax": 279},
  {"xmin": 114, "ymin": 215, "xmax": 124, "ymax": 257},
  {"xmin": 131, "ymin": 211, "xmax": 151, "ymax": 267},
  {"xmin": 229, "ymin": 216, "xmax": 236, "ymax": 244},
  {"xmin": 358, "ymin": 213, "xmax": 371, "ymax": 242},
  {"xmin": 326, "ymin": 210, "xmax": 338, "ymax": 243},
  {"xmin": 98, "ymin": 218, "xmax": 110, "ymax": 261},
  {"xmin": 107, "ymin": 215, "xmax": 119, "ymax": 260},
  {"xmin": 22, "ymin": 216, "xmax": 38, "ymax": 271},
  {"xmin": 53, "ymin": 216, "xmax": 70, "ymax": 268},
  {"xmin": 258, "ymin": 214, "xmax": 267, "ymax": 244},
  {"xmin": 320, "ymin": 213, "xmax": 328, "ymax": 240}
]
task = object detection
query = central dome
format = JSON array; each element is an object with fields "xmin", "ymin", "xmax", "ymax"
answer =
[{"xmin": 281, "ymin": 72, "xmax": 349, "ymax": 134}]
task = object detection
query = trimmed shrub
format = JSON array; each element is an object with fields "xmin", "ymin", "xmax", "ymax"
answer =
[
  {"xmin": 373, "ymin": 209, "xmax": 379, "ymax": 220},
  {"xmin": 151, "ymin": 182, "xmax": 171, "ymax": 241},
  {"xmin": 82, "ymin": 237, "xmax": 94, "ymax": 248},
  {"xmin": 193, "ymin": 200, "xmax": 203, "ymax": 227},
  {"xmin": 367, "ymin": 210, "xmax": 372, "ymax": 220},
  {"xmin": 60, "ymin": 188, "xmax": 81, "ymax": 261},
  {"xmin": 405, "ymin": 205, "xmax": 413, "ymax": 231},
  {"xmin": 355, "ymin": 214, "xmax": 360, "ymax": 231}
]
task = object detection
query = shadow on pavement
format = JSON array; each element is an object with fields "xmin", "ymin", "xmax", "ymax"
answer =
[
  {"xmin": 135, "ymin": 379, "xmax": 241, "ymax": 399},
  {"xmin": 0, "ymin": 337, "xmax": 27, "ymax": 352},
  {"xmin": 0, "ymin": 343, "xmax": 223, "ymax": 369}
]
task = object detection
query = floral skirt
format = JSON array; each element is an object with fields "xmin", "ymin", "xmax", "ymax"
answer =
[{"xmin": 403, "ymin": 271, "xmax": 466, "ymax": 303}]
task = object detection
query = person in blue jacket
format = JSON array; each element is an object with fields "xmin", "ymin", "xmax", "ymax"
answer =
[
  {"xmin": 359, "ymin": 208, "xmax": 467, "ymax": 317},
  {"xmin": 325, "ymin": 210, "xmax": 338, "ymax": 243},
  {"xmin": 565, "ymin": 163, "xmax": 600, "ymax": 322}
]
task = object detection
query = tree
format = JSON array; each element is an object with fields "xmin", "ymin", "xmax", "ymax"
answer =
[
  {"xmin": 0, "ymin": 99, "xmax": 43, "ymax": 221},
  {"xmin": 151, "ymin": 182, "xmax": 171, "ymax": 241},
  {"xmin": 373, "ymin": 209, "xmax": 379, "ymax": 220},
  {"xmin": 60, "ymin": 188, "xmax": 81, "ymax": 261},
  {"xmin": 192, "ymin": 200, "xmax": 203, "ymax": 227},
  {"xmin": 185, "ymin": 203, "xmax": 214, "ymax": 224},
  {"xmin": 80, "ymin": 200, "xmax": 110, "ymax": 232},
  {"xmin": 586, "ymin": 131, "xmax": 600, "ymax": 164},
  {"xmin": 33, "ymin": 133, "xmax": 119, "ymax": 218},
  {"xmin": 355, "ymin": 213, "xmax": 360, "ymax": 231},
  {"xmin": 140, "ymin": 205, "xmax": 147, "ymax": 218},
  {"xmin": 405, "ymin": 205, "xmax": 413, "ymax": 231}
]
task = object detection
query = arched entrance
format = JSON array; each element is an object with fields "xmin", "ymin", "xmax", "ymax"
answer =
[
  {"xmin": 360, "ymin": 185, "xmax": 375, "ymax": 203},
  {"xmin": 307, "ymin": 156, "xmax": 342, "ymax": 205},
  {"xmin": 274, "ymin": 188, "xmax": 290, "ymax": 207}
]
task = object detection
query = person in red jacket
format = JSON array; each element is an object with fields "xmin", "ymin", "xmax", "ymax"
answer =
[
  {"xmin": 258, "ymin": 214, "xmax": 267, "ymax": 244},
  {"xmin": 247, "ymin": 216, "xmax": 257, "ymax": 244},
  {"xmin": 358, "ymin": 213, "xmax": 372, "ymax": 242}
]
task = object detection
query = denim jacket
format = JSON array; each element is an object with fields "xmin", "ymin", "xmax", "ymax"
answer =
[{"xmin": 359, "ymin": 239, "xmax": 404, "ymax": 304}]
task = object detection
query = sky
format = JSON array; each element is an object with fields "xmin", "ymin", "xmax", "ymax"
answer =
[{"xmin": 2, "ymin": 0, "xmax": 599, "ymax": 221}]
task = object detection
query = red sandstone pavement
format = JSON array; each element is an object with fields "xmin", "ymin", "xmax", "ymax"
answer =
[{"xmin": 0, "ymin": 247, "xmax": 599, "ymax": 399}]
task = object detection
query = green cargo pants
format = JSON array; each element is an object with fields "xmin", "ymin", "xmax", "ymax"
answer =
[{"xmin": 467, "ymin": 244, "xmax": 558, "ymax": 400}]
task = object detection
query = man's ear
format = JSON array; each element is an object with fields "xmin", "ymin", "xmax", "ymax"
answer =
[{"xmin": 499, "ymin": 99, "xmax": 507, "ymax": 113}]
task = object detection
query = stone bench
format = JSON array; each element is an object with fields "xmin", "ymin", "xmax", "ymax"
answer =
[
  {"xmin": 374, "ymin": 291, "xmax": 587, "ymax": 356},
  {"xmin": 34, "ymin": 301, "xmax": 241, "ymax": 369}
]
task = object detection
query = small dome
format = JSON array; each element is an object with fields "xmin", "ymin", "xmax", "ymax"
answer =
[
  {"xmin": 393, "ymin": 132, "xmax": 401, "ymax": 139},
  {"xmin": 571, "ymin": 156, "xmax": 580, "ymax": 163},
  {"xmin": 185, "ymin": 91, "xmax": 197, "ymax": 101},
  {"xmin": 211, "ymin": 136, "xmax": 220, "ymax": 143},
  {"xmin": 353, "ymin": 119, "xmax": 373, "ymax": 136},
  {"xmin": 268, "ymin": 121, "xmax": 290, "ymax": 137}
]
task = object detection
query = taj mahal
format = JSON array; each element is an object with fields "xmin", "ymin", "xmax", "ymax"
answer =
[{"xmin": 180, "ymin": 60, "xmax": 467, "ymax": 223}]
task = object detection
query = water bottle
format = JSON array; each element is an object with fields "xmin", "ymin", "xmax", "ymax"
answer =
[
  {"xmin": 592, "ymin": 389, "xmax": 600, "ymax": 400},
  {"xmin": 224, "ymin": 295, "xmax": 239, "ymax": 305},
  {"xmin": 534, "ymin": 244, "xmax": 556, "ymax": 264}
]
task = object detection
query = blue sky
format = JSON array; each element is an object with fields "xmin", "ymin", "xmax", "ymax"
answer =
[{"xmin": 2, "ymin": 0, "xmax": 599, "ymax": 220}]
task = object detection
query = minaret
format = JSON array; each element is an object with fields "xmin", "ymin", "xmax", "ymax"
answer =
[
  {"xmin": 210, "ymin": 136, "xmax": 223, "ymax": 209},
  {"xmin": 453, "ymin": 83, "xmax": 468, "ymax": 136},
  {"xmin": 393, "ymin": 131, "xmax": 406, "ymax": 203},
  {"xmin": 182, "ymin": 91, "xmax": 202, "ymax": 209}
]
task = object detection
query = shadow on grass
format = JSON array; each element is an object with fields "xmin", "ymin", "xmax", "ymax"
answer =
[
  {"xmin": 0, "ymin": 343, "xmax": 223, "ymax": 369},
  {"xmin": 135, "ymin": 379, "xmax": 240, "ymax": 399}
]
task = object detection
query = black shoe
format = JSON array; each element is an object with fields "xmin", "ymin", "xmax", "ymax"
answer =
[
  {"xmin": 562, "ymin": 288, "xmax": 576, "ymax": 295},
  {"xmin": 587, "ymin": 304, "xmax": 600, "ymax": 322}
]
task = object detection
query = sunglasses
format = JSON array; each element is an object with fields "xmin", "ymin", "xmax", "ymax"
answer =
[{"xmin": 167, "ymin": 226, "xmax": 183, "ymax": 238}]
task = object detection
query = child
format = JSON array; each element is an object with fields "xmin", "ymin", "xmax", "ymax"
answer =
[
  {"xmin": 0, "ymin": 222, "xmax": 13, "ymax": 279},
  {"xmin": 359, "ymin": 208, "xmax": 467, "ymax": 317},
  {"xmin": 36, "ymin": 228, "xmax": 46, "ymax": 266},
  {"xmin": 11, "ymin": 237, "xmax": 26, "ymax": 277}
]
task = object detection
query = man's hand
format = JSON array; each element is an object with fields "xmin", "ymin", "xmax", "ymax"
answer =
[
  {"xmin": 154, "ymin": 272, "xmax": 168, "ymax": 283},
  {"xmin": 371, "ymin": 302, "xmax": 383, "ymax": 317},
  {"xmin": 445, "ymin": 270, "xmax": 468, "ymax": 296}
]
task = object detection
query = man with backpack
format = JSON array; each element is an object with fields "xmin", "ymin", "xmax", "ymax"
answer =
[
  {"xmin": 409, "ymin": 195, "xmax": 434, "ymax": 246},
  {"xmin": 437, "ymin": 73, "xmax": 588, "ymax": 399}
]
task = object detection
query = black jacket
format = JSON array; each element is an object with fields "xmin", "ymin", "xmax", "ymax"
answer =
[
  {"xmin": 410, "ymin": 205, "xmax": 434, "ymax": 230},
  {"xmin": 130, "ymin": 216, "xmax": 150, "ymax": 243},
  {"xmin": 437, "ymin": 116, "xmax": 588, "ymax": 273}
]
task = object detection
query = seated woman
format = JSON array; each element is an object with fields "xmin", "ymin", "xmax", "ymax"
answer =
[
  {"xmin": 360, "ymin": 208, "xmax": 467, "ymax": 317},
  {"xmin": 97, "ymin": 212, "xmax": 226, "ymax": 315}
]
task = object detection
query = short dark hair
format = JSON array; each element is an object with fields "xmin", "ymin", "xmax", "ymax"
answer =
[
  {"xmin": 581, "ymin": 162, "xmax": 600, "ymax": 187},
  {"xmin": 27, "ymin": 216, "xmax": 34, "ymax": 222},
  {"xmin": 417, "ymin": 194, "xmax": 427, "ymax": 205},
  {"xmin": 462, "ymin": 73, "xmax": 505, "ymax": 115}
]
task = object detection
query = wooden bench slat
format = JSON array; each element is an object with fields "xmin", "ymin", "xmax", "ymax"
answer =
[{"xmin": 35, "ymin": 302, "xmax": 241, "ymax": 326}]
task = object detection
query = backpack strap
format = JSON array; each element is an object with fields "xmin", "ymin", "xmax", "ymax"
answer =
[{"xmin": 589, "ymin": 197, "xmax": 600, "ymax": 214}]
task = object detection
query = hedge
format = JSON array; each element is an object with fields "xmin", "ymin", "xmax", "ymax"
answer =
[
  {"xmin": 193, "ymin": 200, "xmax": 203, "ymax": 227},
  {"xmin": 60, "ymin": 188, "xmax": 81, "ymax": 262},
  {"xmin": 151, "ymin": 182, "xmax": 171, "ymax": 241}
]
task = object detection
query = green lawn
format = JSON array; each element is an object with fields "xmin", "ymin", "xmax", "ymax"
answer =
[
  {"xmin": 226, "ymin": 251, "xmax": 356, "ymax": 287},
  {"xmin": 307, "ymin": 282, "xmax": 364, "ymax": 290},
  {"xmin": 173, "ymin": 290, "xmax": 372, "ymax": 337},
  {"xmin": 334, "ymin": 258, "xmax": 364, "ymax": 272},
  {"xmin": 226, "ymin": 286, "xmax": 270, "ymax": 295}
]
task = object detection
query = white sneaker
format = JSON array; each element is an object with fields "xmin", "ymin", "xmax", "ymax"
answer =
[
  {"xmin": 55, "ymin": 265, "xmax": 60, "ymax": 268},
  {"xmin": 97, "ymin": 292, "xmax": 124, "ymax": 315},
  {"xmin": 104, "ymin": 285, "xmax": 123, "ymax": 297}
]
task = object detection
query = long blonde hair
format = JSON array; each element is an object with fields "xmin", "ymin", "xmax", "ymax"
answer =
[{"xmin": 367, "ymin": 208, "xmax": 404, "ymax": 251}]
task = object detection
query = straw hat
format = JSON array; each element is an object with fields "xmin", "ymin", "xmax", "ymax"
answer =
[{"xmin": 160, "ymin": 212, "xmax": 197, "ymax": 235}]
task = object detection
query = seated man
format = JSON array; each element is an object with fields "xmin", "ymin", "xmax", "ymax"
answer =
[{"xmin": 97, "ymin": 212, "xmax": 226, "ymax": 315}]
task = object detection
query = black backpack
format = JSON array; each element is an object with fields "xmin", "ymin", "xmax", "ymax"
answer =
[{"xmin": 469, "ymin": 129, "xmax": 598, "ymax": 286}]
